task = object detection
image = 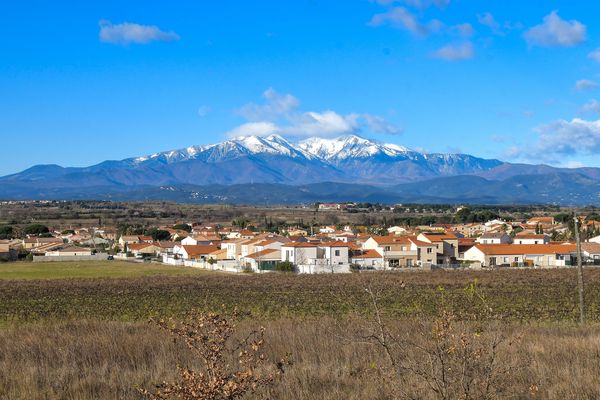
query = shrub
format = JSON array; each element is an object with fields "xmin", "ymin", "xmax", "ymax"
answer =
[
  {"xmin": 140, "ymin": 311, "xmax": 285, "ymax": 400},
  {"xmin": 274, "ymin": 261, "xmax": 295, "ymax": 272}
]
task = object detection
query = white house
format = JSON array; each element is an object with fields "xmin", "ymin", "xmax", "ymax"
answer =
[
  {"xmin": 513, "ymin": 234, "xmax": 550, "ymax": 245},
  {"xmin": 589, "ymin": 235, "xmax": 600, "ymax": 244},
  {"xmin": 242, "ymin": 248, "xmax": 281, "ymax": 271},
  {"xmin": 319, "ymin": 242, "xmax": 349, "ymax": 265},
  {"xmin": 387, "ymin": 226, "xmax": 407, "ymax": 235},
  {"xmin": 280, "ymin": 242, "xmax": 319, "ymax": 264},
  {"xmin": 476, "ymin": 232, "xmax": 511, "ymax": 245},
  {"xmin": 45, "ymin": 245, "xmax": 93, "ymax": 257},
  {"xmin": 464, "ymin": 244, "xmax": 576, "ymax": 267},
  {"xmin": 351, "ymin": 249, "xmax": 384, "ymax": 269}
]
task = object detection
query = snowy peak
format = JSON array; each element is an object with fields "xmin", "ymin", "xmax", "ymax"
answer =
[
  {"xmin": 128, "ymin": 134, "xmax": 497, "ymax": 171},
  {"xmin": 297, "ymin": 135, "xmax": 413, "ymax": 161}
]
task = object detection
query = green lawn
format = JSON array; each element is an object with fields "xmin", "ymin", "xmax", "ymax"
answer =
[{"xmin": 0, "ymin": 261, "xmax": 209, "ymax": 280}]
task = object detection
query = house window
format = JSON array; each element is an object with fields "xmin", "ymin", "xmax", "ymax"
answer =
[
  {"xmin": 407, "ymin": 259, "xmax": 413, "ymax": 267},
  {"xmin": 427, "ymin": 248, "xmax": 433, "ymax": 254},
  {"xmin": 503, "ymin": 257, "xmax": 508, "ymax": 263},
  {"xmin": 384, "ymin": 246, "xmax": 391, "ymax": 251},
  {"xmin": 514, "ymin": 257, "xmax": 519, "ymax": 262},
  {"xmin": 334, "ymin": 250, "xmax": 340, "ymax": 256},
  {"xmin": 489, "ymin": 257, "xmax": 497, "ymax": 266}
]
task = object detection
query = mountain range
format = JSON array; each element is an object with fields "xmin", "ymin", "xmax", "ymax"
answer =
[{"xmin": 1, "ymin": 134, "xmax": 599, "ymax": 205}]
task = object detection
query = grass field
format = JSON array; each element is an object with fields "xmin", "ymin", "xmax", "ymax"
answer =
[
  {"xmin": 0, "ymin": 261, "xmax": 209, "ymax": 280},
  {"xmin": 2, "ymin": 263, "xmax": 600, "ymax": 399}
]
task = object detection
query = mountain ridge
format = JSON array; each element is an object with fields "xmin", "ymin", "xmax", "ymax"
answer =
[{"xmin": 2, "ymin": 134, "xmax": 599, "ymax": 205}]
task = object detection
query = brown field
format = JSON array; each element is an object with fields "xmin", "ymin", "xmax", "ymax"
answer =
[
  {"xmin": 1, "ymin": 267, "xmax": 600, "ymax": 399},
  {"xmin": 1, "ymin": 319, "xmax": 600, "ymax": 399}
]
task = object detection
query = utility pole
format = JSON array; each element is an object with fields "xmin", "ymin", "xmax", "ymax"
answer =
[{"xmin": 574, "ymin": 215, "xmax": 585, "ymax": 325}]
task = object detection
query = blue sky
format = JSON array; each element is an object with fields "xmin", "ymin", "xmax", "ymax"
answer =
[{"xmin": 2, "ymin": 0, "xmax": 600, "ymax": 175}]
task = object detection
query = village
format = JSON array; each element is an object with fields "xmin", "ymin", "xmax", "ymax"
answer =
[{"xmin": 3, "ymin": 206, "xmax": 600, "ymax": 273}]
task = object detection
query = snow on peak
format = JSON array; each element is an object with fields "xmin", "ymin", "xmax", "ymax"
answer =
[
  {"xmin": 297, "ymin": 135, "xmax": 412, "ymax": 160},
  {"xmin": 130, "ymin": 134, "xmax": 411, "ymax": 165}
]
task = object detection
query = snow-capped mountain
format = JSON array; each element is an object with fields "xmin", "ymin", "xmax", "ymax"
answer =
[
  {"xmin": 124, "ymin": 133, "xmax": 482, "ymax": 167},
  {"xmin": 5, "ymin": 133, "xmax": 600, "ymax": 204},
  {"xmin": 297, "ymin": 135, "xmax": 414, "ymax": 161},
  {"xmin": 131, "ymin": 134, "xmax": 315, "ymax": 166}
]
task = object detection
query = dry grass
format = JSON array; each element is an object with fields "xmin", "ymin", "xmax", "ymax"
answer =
[{"xmin": 1, "ymin": 319, "xmax": 599, "ymax": 399}]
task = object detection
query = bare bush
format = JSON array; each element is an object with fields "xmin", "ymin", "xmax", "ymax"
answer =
[
  {"xmin": 140, "ymin": 311, "xmax": 284, "ymax": 400},
  {"xmin": 346, "ymin": 282, "xmax": 527, "ymax": 399}
]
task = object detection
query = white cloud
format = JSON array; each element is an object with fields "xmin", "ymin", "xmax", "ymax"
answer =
[
  {"xmin": 226, "ymin": 122, "xmax": 279, "ymax": 138},
  {"xmin": 284, "ymin": 111, "xmax": 359, "ymax": 137},
  {"xmin": 228, "ymin": 90, "xmax": 402, "ymax": 138},
  {"xmin": 580, "ymin": 99, "xmax": 600, "ymax": 114},
  {"xmin": 99, "ymin": 20, "xmax": 180, "ymax": 45},
  {"xmin": 575, "ymin": 79, "xmax": 599, "ymax": 91},
  {"xmin": 588, "ymin": 49, "xmax": 600, "ymax": 63},
  {"xmin": 523, "ymin": 11, "xmax": 586, "ymax": 48},
  {"xmin": 369, "ymin": 7, "xmax": 441, "ymax": 36},
  {"xmin": 534, "ymin": 118, "xmax": 600, "ymax": 157},
  {"xmin": 432, "ymin": 42, "xmax": 474, "ymax": 61},
  {"xmin": 238, "ymin": 88, "xmax": 300, "ymax": 121},
  {"xmin": 477, "ymin": 12, "xmax": 502, "ymax": 35}
]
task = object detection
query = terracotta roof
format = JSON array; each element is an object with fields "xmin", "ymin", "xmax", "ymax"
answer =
[
  {"xmin": 582, "ymin": 243, "xmax": 600, "ymax": 253},
  {"xmin": 128, "ymin": 243, "xmax": 157, "ymax": 251},
  {"xmin": 182, "ymin": 245, "xmax": 220, "ymax": 257},
  {"xmin": 473, "ymin": 244, "xmax": 576, "ymax": 255},
  {"xmin": 245, "ymin": 248, "xmax": 281, "ymax": 260},
  {"xmin": 352, "ymin": 249, "xmax": 382, "ymax": 259},
  {"xmin": 420, "ymin": 232, "xmax": 458, "ymax": 242},
  {"xmin": 408, "ymin": 237, "xmax": 435, "ymax": 247},
  {"xmin": 282, "ymin": 242, "xmax": 318, "ymax": 248},
  {"xmin": 370, "ymin": 235, "xmax": 412, "ymax": 245}
]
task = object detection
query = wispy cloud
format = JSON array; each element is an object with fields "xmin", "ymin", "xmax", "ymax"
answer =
[
  {"xmin": 588, "ymin": 49, "xmax": 600, "ymax": 63},
  {"xmin": 432, "ymin": 42, "xmax": 474, "ymax": 61},
  {"xmin": 452, "ymin": 23, "xmax": 474, "ymax": 37},
  {"xmin": 99, "ymin": 20, "xmax": 180, "ymax": 45},
  {"xmin": 369, "ymin": 7, "xmax": 441, "ymax": 37},
  {"xmin": 575, "ymin": 79, "xmax": 599, "ymax": 91},
  {"xmin": 197, "ymin": 106, "xmax": 211, "ymax": 117},
  {"xmin": 477, "ymin": 12, "xmax": 502, "ymax": 35},
  {"xmin": 238, "ymin": 88, "xmax": 300, "ymax": 121},
  {"xmin": 523, "ymin": 11, "xmax": 586, "ymax": 48},
  {"xmin": 580, "ymin": 99, "xmax": 600, "ymax": 114}
]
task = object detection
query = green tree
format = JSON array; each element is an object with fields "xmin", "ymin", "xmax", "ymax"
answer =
[
  {"xmin": 147, "ymin": 228, "xmax": 171, "ymax": 241},
  {"xmin": 0, "ymin": 226, "xmax": 14, "ymax": 240},
  {"xmin": 23, "ymin": 224, "xmax": 49, "ymax": 236},
  {"xmin": 172, "ymin": 224, "xmax": 192, "ymax": 233}
]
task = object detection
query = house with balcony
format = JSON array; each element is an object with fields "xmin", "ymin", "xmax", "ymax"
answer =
[
  {"xmin": 417, "ymin": 232, "xmax": 459, "ymax": 264},
  {"xmin": 362, "ymin": 235, "xmax": 436, "ymax": 268}
]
